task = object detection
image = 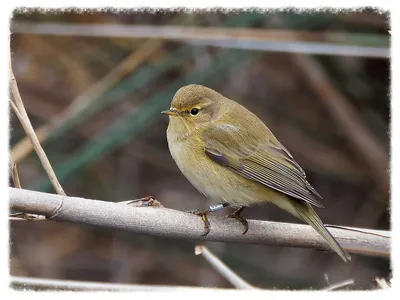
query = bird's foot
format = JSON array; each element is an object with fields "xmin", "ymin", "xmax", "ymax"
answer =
[
  {"xmin": 187, "ymin": 202, "xmax": 230, "ymax": 236},
  {"xmin": 187, "ymin": 209, "xmax": 211, "ymax": 236},
  {"xmin": 227, "ymin": 206, "xmax": 248, "ymax": 234}
]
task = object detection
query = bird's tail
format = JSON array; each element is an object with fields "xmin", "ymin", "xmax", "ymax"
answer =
[{"xmin": 293, "ymin": 201, "xmax": 351, "ymax": 262}]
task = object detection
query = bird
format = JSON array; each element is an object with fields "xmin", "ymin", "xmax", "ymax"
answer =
[{"xmin": 161, "ymin": 84, "xmax": 351, "ymax": 262}]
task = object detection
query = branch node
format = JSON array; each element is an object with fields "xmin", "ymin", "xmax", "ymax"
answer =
[{"xmin": 47, "ymin": 197, "xmax": 64, "ymax": 220}]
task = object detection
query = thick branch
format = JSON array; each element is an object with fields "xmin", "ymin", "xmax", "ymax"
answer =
[{"xmin": 9, "ymin": 188, "xmax": 390, "ymax": 258}]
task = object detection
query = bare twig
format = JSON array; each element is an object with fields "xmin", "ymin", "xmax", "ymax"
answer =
[
  {"xmin": 10, "ymin": 59, "xmax": 65, "ymax": 221},
  {"xmin": 11, "ymin": 124, "xmax": 52, "ymax": 164},
  {"xmin": 11, "ymin": 22, "xmax": 390, "ymax": 58},
  {"xmin": 186, "ymin": 40, "xmax": 389, "ymax": 58},
  {"xmin": 10, "ymin": 276, "xmax": 224, "ymax": 291},
  {"xmin": 322, "ymin": 279, "xmax": 354, "ymax": 291},
  {"xmin": 9, "ymin": 62, "xmax": 66, "ymax": 196},
  {"xmin": 375, "ymin": 277, "xmax": 391, "ymax": 289},
  {"xmin": 8, "ymin": 157, "xmax": 46, "ymax": 222},
  {"xmin": 9, "ymin": 100, "xmax": 23, "ymax": 120},
  {"xmin": 11, "ymin": 164, "xmax": 21, "ymax": 188},
  {"xmin": 195, "ymin": 245, "xmax": 256, "ymax": 289},
  {"xmin": 9, "ymin": 212, "xmax": 47, "ymax": 222},
  {"xmin": 9, "ymin": 157, "xmax": 21, "ymax": 189},
  {"xmin": 9, "ymin": 188, "xmax": 391, "ymax": 258},
  {"xmin": 292, "ymin": 54, "xmax": 389, "ymax": 197}
]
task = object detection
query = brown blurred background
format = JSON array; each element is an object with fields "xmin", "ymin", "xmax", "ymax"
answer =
[{"xmin": 9, "ymin": 9, "xmax": 390, "ymax": 290}]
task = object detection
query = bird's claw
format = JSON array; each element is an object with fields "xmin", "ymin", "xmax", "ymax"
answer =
[
  {"xmin": 187, "ymin": 209, "xmax": 211, "ymax": 236},
  {"xmin": 227, "ymin": 206, "xmax": 248, "ymax": 234}
]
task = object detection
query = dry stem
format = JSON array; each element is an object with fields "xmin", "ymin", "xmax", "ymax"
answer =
[
  {"xmin": 195, "ymin": 245, "xmax": 257, "ymax": 289},
  {"xmin": 9, "ymin": 61, "xmax": 66, "ymax": 195}
]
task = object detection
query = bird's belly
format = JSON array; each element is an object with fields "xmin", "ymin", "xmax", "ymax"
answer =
[{"xmin": 168, "ymin": 138, "xmax": 272, "ymax": 206}]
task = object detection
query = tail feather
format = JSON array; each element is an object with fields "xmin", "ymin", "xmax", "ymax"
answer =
[{"xmin": 294, "ymin": 202, "xmax": 351, "ymax": 262}]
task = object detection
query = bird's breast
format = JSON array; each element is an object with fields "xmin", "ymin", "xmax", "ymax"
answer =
[{"xmin": 166, "ymin": 129, "xmax": 270, "ymax": 206}]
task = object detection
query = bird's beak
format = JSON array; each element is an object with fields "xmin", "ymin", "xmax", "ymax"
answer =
[{"xmin": 161, "ymin": 109, "xmax": 178, "ymax": 116}]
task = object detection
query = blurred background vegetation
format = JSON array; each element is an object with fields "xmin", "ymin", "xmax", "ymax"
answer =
[{"xmin": 9, "ymin": 8, "xmax": 390, "ymax": 290}]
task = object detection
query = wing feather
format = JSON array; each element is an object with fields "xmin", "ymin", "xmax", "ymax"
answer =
[{"xmin": 203, "ymin": 124, "xmax": 324, "ymax": 208}]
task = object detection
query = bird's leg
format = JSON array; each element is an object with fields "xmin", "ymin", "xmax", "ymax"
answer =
[
  {"xmin": 187, "ymin": 202, "xmax": 230, "ymax": 236},
  {"xmin": 227, "ymin": 206, "xmax": 248, "ymax": 235}
]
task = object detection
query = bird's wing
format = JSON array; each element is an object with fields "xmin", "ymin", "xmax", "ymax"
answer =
[{"xmin": 202, "ymin": 123, "xmax": 324, "ymax": 208}]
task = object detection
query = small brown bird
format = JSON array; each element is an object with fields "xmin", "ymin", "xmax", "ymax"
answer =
[{"xmin": 162, "ymin": 84, "xmax": 351, "ymax": 262}]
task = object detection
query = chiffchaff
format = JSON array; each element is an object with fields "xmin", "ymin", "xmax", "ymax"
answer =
[{"xmin": 162, "ymin": 84, "xmax": 351, "ymax": 262}]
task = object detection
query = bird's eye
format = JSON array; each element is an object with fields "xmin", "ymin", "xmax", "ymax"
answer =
[{"xmin": 190, "ymin": 108, "xmax": 199, "ymax": 116}]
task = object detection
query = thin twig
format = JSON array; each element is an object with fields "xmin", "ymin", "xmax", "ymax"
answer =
[
  {"xmin": 9, "ymin": 187, "xmax": 391, "ymax": 258},
  {"xmin": 8, "ymin": 156, "xmax": 46, "ymax": 222},
  {"xmin": 10, "ymin": 276, "xmax": 224, "ymax": 291},
  {"xmin": 375, "ymin": 277, "xmax": 391, "ymax": 289},
  {"xmin": 322, "ymin": 279, "xmax": 354, "ymax": 291},
  {"xmin": 11, "ymin": 164, "xmax": 21, "ymax": 188},
  {"xmin": 187, "ymin": 39, "xmax": 389, "ymax": 58},
  {"xmin": 11, "ymin": 124, "xmax": 52, "ymax": 164},
  {"xmin": 195, "ymin": 245, "xmax": 257, "ymax": 289},
  {"xmin": 9, "ymin": 74, "xmax": 60, "ymax": 220},
  {"xmin": 9, "ymin": 157, "xmax": 21, "ymax": 189},
  {"xmin": 9, "ymin": 100, "xmax": 23, "ymax": 120},
  {"xmin": 11, "ymin": 22, "xmax": 390, "ymax": 58},
  {"xmin": 9, "ymin": 212, "xmax": 47, "ymax": 222},
  {"xmin": 9, "ymin": 62, "xmax": 66, "ymax": 196}
]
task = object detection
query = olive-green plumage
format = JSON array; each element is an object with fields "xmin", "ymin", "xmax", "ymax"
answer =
[{"xmin": 163, "ymin": 84, "xmax": 351, "ymax": 262}]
